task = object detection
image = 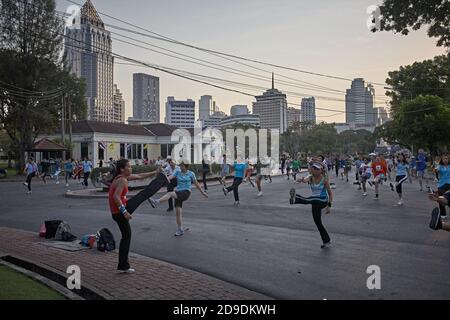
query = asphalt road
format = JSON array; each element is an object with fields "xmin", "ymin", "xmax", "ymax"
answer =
[{"xmin": 1, "ymin": 172, "xmax": 450, "ymax": 299}]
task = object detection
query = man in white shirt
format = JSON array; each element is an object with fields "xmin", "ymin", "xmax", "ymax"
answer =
[{"xmin": 163, "ymin": 158, "xmax": 180, "ymax": 212}]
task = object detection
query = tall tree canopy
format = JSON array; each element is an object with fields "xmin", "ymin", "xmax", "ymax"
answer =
[
  {"xmin": 376, "ymin": 0, "xmax": 450, "ymax": 48},
  {"xmin": 0, "ymin": 0, "xmax": 86, "ymax": 170}
]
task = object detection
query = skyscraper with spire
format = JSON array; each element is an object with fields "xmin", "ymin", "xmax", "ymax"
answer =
[
  {"xmin": 252, "ymin": 73, "xmax": 288, "ymax": 133},
  {"xmin": 64, "ymin": 0, "xmax": 115, "ymax": 122}
]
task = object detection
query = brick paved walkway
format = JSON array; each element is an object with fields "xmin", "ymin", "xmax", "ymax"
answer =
[{"xmin": 0, "ymin": 227, "xmax": 270, "ymax": 300}]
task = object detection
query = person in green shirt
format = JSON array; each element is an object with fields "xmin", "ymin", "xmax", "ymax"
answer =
[{"xmin": 292, "ymin": 158, "xmax": 301, "ymax": 181}]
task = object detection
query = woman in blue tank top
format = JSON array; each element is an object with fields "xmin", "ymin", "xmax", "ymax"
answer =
[
  {"xmin": 222, "ymin": 158, "xmax": 248, "ymax": 206},
  {"xmin": 389, "ymin": 153, "xmax": 411, "ymax": 206},
  {"xmin": 289, "ymin": 162, "xmax": 333, "ymax": 249}
]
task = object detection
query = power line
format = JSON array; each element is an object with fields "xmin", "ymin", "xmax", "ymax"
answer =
[
  {"xmin": 62, "ymin": 0, "xmax": 389, "ymax": 87},
  {"xmin": 0, "ymin": 80, "xmax": 63, "ymax": 95},
  {"xmin": 66, "ymin": 38, "xmax": 443, "ymax": 116}
]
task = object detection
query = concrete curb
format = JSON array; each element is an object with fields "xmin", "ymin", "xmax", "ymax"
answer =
[
  {"xmin": 0, "ymin": 254, "xmax": 113, "ymax": 300},
  {"xmin": 0, "ymin": 259, "xmax": 83, "ymax": 300},
  {"xmin": 66, "ymin": 173, "xmax": 288, "ymax": 199},
  {"xmin": 0, "ymin": 178, "xmax": 25, "ymax": 183}
]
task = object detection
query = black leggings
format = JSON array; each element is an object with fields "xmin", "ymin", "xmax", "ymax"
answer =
[
  {"xmin": 65, "ymin": 171, "xmax": 71, "ymax": 184},
  {"xmin": 226, "ymin": 177, "xmax": 243, "ymax": 201},
  {"xmin": 395, "ymin": 175, "xmax": 408, "ymax": 195},
  {"xmin": 26, "ymin": 172, "xmax": 35, "ymax": 191},
  {"xmin": 83, "ymin": 172, "xmax": 90, "ymax": 186},
  {"xmin": 294, "ymin": 194, "xmax": 330, "ymax": 244},
  {"xmin": 202, "ymin": 170, "xmax": 209, "ymax": 190},
  {"xmin": 112, "ymin": 213, "xmax": 131, "ymax": 271},
  {"xmin": 438, "ymin": 183, "xmax": 450, "ymax": 216},
  {"xmin": 126, "ymin": 173, "xmax": 169, "ymax": 214}
]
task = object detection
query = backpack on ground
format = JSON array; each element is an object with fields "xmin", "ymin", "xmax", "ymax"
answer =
[
  {"xmin": 96, "ymin": 228, "xmax": 115, "ymax": 252},
  {"xmin": 55, "ymin": 221, "xmax": 77, "ymax": 242},
  {"xmin": 42, "ymin": 220, "xmax": 63, "ymax": 239}
]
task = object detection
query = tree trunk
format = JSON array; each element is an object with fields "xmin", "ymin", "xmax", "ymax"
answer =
[
  {"xmin": 7, "ymin": 152, "xmax": 12, "ymax": 169},
  {"xmin": 18, "ymin": 142, "xmax": 26, "ymax": 175}
]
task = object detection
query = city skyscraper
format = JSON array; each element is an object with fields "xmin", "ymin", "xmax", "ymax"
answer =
[
  {"xmin": 64, "ymin": 0, "xmax": 114, "ymax": 122},
  {"xmin": 375, "ymin": 106, "xmax": 389, "ymax": 126},
  {"xmin": 287, "ymin": 107, "xmax": 301, "ymax": 128},
  {"xmin": 252, "ymin": 74, "xmax": 288, "ymax": 133},
  {"xmin": 132, "ymin": 73, "xmax": 160, "ymax": 123},
  {"xmin": 300, "ymin": 97, "xmax": 316, "ymax": 126},
  {"xmin": 165, "ymin": 97, "xmax": 195, "ymax": 128},
  {"xmin": 199, "ymin": 95, "xmax": 213, "ymax": 120},
  {"xmin": 345, "ymin": 78, "xmax": 376, "ymax": 125},
  {"xmin": 113, "ymin": 84, "xmax": 125, "ymax": 123},
  {"xmin": 230, "ymin": 105, "xmax": 249, "ymax": 116}
]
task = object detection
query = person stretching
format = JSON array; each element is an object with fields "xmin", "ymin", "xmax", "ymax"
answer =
[{"xmin": 290, "ymin": 162, "xmax": 333, "ymax": 249}]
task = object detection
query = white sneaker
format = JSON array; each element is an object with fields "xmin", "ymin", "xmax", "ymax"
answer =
[
  {"xmin": 174, "ymin": 229, "xmax": 185, "ymax": 237},
  {"xmin": 362, "ymin": 192, "xmax": 367, "ymax": 196},
  {"xmin": 56, "ymin": 181, "xmax": 60, "ymax": 185},
  {"xmin": 118, "ymin": 268, "xmax": 135, "ymax": 274},
  {"xmin": 257, "ymin": 191, "xmax": 263, "ymax": 197},
  {"xmin": 148, "ymin": 198, "xmax": 158, "ymax": 208},
  {"xmin": 234, "ymin": 201, "xmax": 240, "ymax": 207},
  {"xmin": 397, "ymin": 199, "xmax": 404, "ymax": 206},
  {"xmin": 321, "ymin": 242, "xmax": 332, "ymax": 249},
  {"xmin": 27, "ymin": 191, "xmax": 32, "ymax": 194},
  {"xmin": 66, "ymin": 183, "xmax": 69, "ymax": 187},
  {"xmin": 23, "ymin": 182, "xmax": 28, "ymax": 187}
]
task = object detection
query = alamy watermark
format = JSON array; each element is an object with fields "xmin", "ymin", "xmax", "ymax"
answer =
[
  {"xmin": 366, "ymin": 265, "xmax": 381, "ymax": 290},
  {"xmin": 366, "ymin": 5, "xmax": 381, "ymax": 32},
  {"xmin": 66, "ymin": 265, "xmax": 81, "ymax": 290},
  {"xmin": 170, "ymin": 121, "xmax": 280, "ymax": 175},
  {"xmin": 65, "ymin": 5, "xmax": 81, "ymax": 29}
]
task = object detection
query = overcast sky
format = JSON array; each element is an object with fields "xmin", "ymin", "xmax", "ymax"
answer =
[{"xmin": 56, "ymin": 0, "xmax": 446, "ymax": 123}]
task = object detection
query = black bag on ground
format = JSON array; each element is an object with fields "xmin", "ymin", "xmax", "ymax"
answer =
[
  {"xmin": 55, "ymin": 221, "xmax": 77, "ymax": 242},
  {"xmin": 44, "ymin": 220, "xmax": 63, "ymax": 239},
  {"xmin": 96, "ymin": 228, "xmax": 115, "ymax": 252}
]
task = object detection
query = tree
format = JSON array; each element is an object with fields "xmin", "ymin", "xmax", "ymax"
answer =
[
  {"xmin": 397, "ymin": 95, "xmax": 450, "ymax": 154},
  {"xmin": 385, "ymin": 54, "xmax": 450, "ymax": 106},
  {"xmin": 376, "ymin": 0, "xmax": 450, "ymax": 48},
  {"xmin": 0, "ymin": 0, "xmax": 86, "ymax": 171},
  {"xmin": 338, "ymin": 130, "xmax": 377, "ymax": 154},
  {"xmin": 376, "ymin": 96, "xmax": 450, "ymax": 154}
]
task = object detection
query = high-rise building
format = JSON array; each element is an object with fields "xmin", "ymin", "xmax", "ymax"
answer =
[
  {"xmin": 252, "ymin": 74, "xmax": 288, "ymax": 133},
  {"xmin": 287, "ymin": 107, "xmax": 301, "ymax": 128},
  {"xmin": 64, "ymin": 0, "xmax": 114, "ymax": 122},
  {"xmin": 300, "ymin": 97, "xmax": 316, "ymax": 126},
  {"xmin": 113, "ymin": 84, "xmax": 125, "ymax": 123},
  {"xmin": 375, "ymin": 106, "xmax": 389, "ymax": 126},
  {"xmin": 345, "ymin": 78, "xmax": 376, "ymax": 125},
  {"xmin": 203, "ymin": 111, "xmax": 227, "ymax": 128},
  {"xmin": 132, "ymin": 73, "xmax": 160, "ymax": 123},
  {"xmin": 230, "ymin": 105, "xmax": 249, "ymax": 116},
  {"xmin": 165, "ymin": 97, "xmax": 195, "ymax": 128},
  {"xmin": 199, "ymin": 95, "xmax": 213, "ymax": 120},
  {"xmin": 220, "ymin": 114, "xmax": 260, "ymax": 128}
]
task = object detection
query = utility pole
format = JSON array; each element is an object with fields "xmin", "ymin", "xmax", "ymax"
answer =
[
  {"xmin": 61, "ymin": 93, "xmax": 66, "ymax": 160},
  {"xmin": 68, "ymin": 93, "xmax": 72, "ymax": 159}
]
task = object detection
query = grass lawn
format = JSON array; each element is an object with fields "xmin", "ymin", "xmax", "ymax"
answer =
[{"xmin": 0, "ymin": 265, "xmax": 65, "ymax": 300}]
